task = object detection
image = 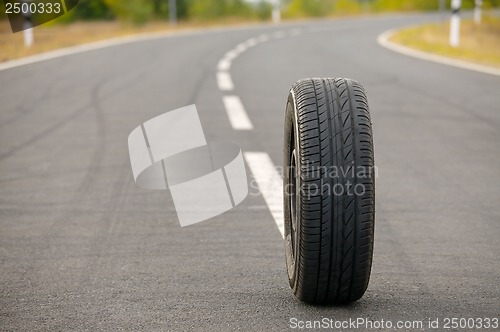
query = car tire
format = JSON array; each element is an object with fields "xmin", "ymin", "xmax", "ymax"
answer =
[{"xmin": 283, "ymin": 78, "xmax": 375, "ymax": 305}]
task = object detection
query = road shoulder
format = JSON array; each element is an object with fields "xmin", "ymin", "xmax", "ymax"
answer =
[{"xmin": 377, "ymin": 28, "xmax": 500, "ymax": 77}]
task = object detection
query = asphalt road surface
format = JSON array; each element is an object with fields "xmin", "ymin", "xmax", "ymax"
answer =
[{"xmin": 1, "ymin": 14, "xmax": 499, "ymax": 331}]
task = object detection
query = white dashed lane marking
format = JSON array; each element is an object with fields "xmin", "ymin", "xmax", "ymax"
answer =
[
  {"xmin": 217, "ymin": 58, "xmax": 232, "ymax": 71},
  {"xmin": 216, "ymin": 29, "xmax": 306, "ymax": 236},
  {"xmin": 244, "ymin": 152, "xmax": 284, "ymax": 238},
  {"xmin": 222, "ymin": 96, "xmax": 254, "ymax": 130},
  {"xmin": 217, "ymin": 71, "xmax": 234, "ymax": 91}
]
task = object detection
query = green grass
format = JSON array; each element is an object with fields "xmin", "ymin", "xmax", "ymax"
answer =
[{"xmin": 390, "ymin": 16, "xmax": 500, "ymax": 69}]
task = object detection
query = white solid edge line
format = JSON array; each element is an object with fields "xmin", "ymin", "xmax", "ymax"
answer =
[
  {"xmin": 377, "ymin": 28, "xmax": 500, "ymax": 77},
  {"xmin": 0, "ymin": 20, "xmax": 289, "ymax": 72},
  {"xmin": 0, "ymin": 30, "xmax": 184, "ymax": 72},
  {"xmin": 222, "ymin": 96, "xmax": 254, "ymax": 130},
  {"xmin": 217, "ymin": 72, "xmax": 234, "ymax": 91},
  {"xmin": 244, "ymin": 152, "xmax": 284, "ymax": 238}
]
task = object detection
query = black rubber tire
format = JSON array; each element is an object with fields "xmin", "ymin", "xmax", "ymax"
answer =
[{"xmin": 283, "ymin": 78, "xmax": 375, "ymax": 305}]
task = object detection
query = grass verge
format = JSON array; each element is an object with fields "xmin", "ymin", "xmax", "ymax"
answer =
[
  {"xmin": 390, "ymin": 16, "xmax": 500, "ymax": 69},
  {"xmin": 0, "ymin": 18, "xmax": 261, "ymax": 63}
]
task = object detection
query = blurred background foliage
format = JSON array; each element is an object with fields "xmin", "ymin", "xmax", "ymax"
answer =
[
  {"xmin": 0, "ymin": 0, "xmax": 499, "ymax": 23},
  {"xmin": 57, "ymin": 0, "xmax": 269, "ymax": 23},
  {"xmin": 283, "ymin": 0, "xmax": 499, "ymax": 18}
]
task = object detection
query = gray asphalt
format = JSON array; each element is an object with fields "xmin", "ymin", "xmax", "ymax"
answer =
[{"xmin": 1, "ymin": 14, "xmax": 499, "ymax": 331}]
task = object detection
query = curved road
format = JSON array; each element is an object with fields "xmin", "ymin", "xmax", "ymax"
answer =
[{"xmin": 1, "ymin": 14, "xmax": 499, "ymax": 331}]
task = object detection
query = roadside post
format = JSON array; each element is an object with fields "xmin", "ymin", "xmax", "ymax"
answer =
[
  {"xmin": 169, "ymin": 0, "xmax": 177, "ymax": 25},
  {"xmin": 450, "ymin": 0, "xmax": 461, "ymax": 47},
  {"xmin": 474, "ymin": 0, "xmax": 483, "ymax": 24},
  {"xmin": 272, "ymin": 0, "xmax": 281, "ymax": 24},
  {"xmin": 22, "ymin": 0, "xmax": 33, "ymax": 48}
]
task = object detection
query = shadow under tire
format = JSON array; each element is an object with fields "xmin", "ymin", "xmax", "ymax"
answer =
[{"xmin": 284, "ymin": 78, "xmax": 375, "ymax": 305}]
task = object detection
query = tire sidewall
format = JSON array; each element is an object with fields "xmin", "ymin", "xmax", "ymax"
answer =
[{"xmin": 284, "ymin": 89, "xmax": 302, "ymax": 290}]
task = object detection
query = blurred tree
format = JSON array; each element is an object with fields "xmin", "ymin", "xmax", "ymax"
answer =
[
  {"xmin": 150, "ymin": 0, "xmax": 190, "ymax": 20},
  {"xmin": 176, "ymin": 0, "xmax": 190, "ymax": 20},
  {"xmin": 284, "ymin": 0, "xmax": 335, "ymax": 18},
  {"xmin": 334, "ymin": 0, "xmax": 363, "ymax": 14},
  {"xmin": 255, "ymin": 1, "xmax": 273, "ymax": 20},
  {"xmin": 153, "ymin": 0, "xmax": 167, "ymax": 18},
  {"xmin": 72, "ymin": 0, "xmax": 114, "ymax": 20},
  {"xmin": 187, "ymin": 0, "xmax": 254, "ymax": 20},
  {"xmin": 103, "ymin": 0, "xmax": 153, "ymax": 24},
  {"xmin": 0, "ymin": 2, "xmax": 7, "ymax": 20}
]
